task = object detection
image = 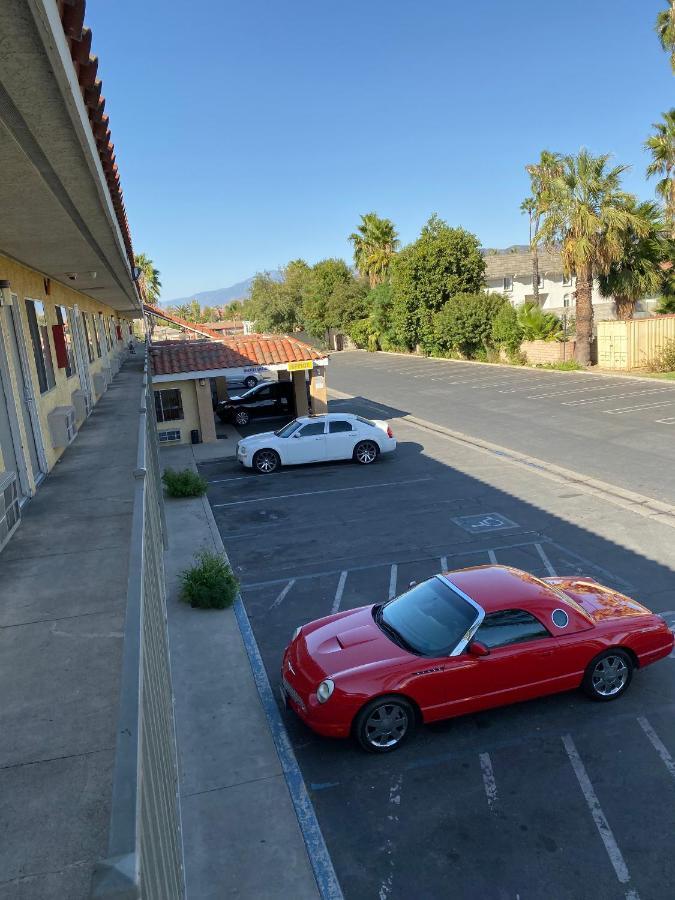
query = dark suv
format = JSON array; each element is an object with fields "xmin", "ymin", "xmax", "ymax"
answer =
[{"xmin": 216, "ymin": 380, "xmax": 295, "ymax": 426}]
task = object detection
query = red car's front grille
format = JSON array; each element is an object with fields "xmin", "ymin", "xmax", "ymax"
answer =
[{"xmin": 282, "ymin": 677, "xmax": 305, "ymax": 710}]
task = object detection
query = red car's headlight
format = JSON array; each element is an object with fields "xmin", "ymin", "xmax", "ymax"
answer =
[{"xmin": 316, "ymin": 679, "xmax": 335, "ymax": 703}]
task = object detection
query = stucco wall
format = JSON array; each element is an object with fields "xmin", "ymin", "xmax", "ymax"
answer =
[
  {"xmin": 153, "ymin": 379, "xmax": 200, "ymax": 445},
  {"xmin": 0, "ymin": 253, "xmax": 134, "ymax": 489}
]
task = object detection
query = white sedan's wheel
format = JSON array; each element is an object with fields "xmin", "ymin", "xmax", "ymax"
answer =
[
  {"xmin": 354, "ymin": 440, "xmax": 378, "ymax": 465},
  {"xmin": 253, "ymin": 449, "xmax": 280, "ymax": 474}
]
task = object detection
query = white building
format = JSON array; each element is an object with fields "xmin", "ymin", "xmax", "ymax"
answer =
[{"xmin": 483, "ymin": 248, "xmax": 657, "ymax": 319}]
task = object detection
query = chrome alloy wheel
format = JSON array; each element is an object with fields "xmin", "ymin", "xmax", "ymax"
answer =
[
  {"xmin": 254, "ymin": 450, "xmax": 279, "ymax": 474},
  {"xmin": 364, "ymin": 703, "xmax": 409, "ymax": 749},
  {"xmin": 591, "ymin": 655, "xmax": 629, "ymax": 696},
  {"xmin": 355, "ymin": 441, "xmax": 377, "ymax": 464}
]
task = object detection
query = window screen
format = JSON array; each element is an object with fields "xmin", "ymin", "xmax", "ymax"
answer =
[
  {"xmin": 154, "ymin": 389, "xmax": 184, "ymax": 422},
  {"xmin": 82, "ymin": 313, "xmax": 95, "ymax": 363},
  {"xmin": 25, "ymin": 299, "xmax": 56, "ymax": 394},
  {"xmin": 55, "ymin": 306, "xmax": 77, "ymax": 378}
]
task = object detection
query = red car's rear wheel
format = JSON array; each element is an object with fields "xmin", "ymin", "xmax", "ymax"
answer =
[
  {"xmin": 582, "ymin": 649, "xmax": 633, "ymax": 701},
  {"xmin": 354, "ymin": 695, "xmax": 416, "ymax": 753}
]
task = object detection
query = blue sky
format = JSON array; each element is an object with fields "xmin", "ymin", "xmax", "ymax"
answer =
[{"xmin": 87, "ymin": 1, "xmax": 672, "ymax": 301}]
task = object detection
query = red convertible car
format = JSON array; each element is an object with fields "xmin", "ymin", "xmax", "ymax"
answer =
[{"xmin": 281, "ymin": 566, "xmax": 673, "ymax": 753}]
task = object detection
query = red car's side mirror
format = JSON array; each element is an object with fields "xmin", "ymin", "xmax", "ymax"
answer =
[{"xmin": 468, "ymin": 640, "xmax": 490, "ymax": 657}]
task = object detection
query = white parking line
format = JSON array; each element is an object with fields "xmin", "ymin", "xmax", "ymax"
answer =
[
  {"xmin": 562, "ymin": 734, "xmax": 634, "ymax": 888},
  {"xmin": 439, "ymin": 556, "xmax": 448, "ymax": 572},
  {"xmin": 528, "ymin": 383, "xmax": 628, "ymax": 399},
  {"xmin": 212, "ymin": 477, "xmax": 431, "ymax": 508},
  {"xmin": 562, "ymin": 388, "xmax": 669, "ymax": 406},
  {"xmin": 604, "ymin": 400, "xmax": 675, "ymax": 415},
  {"xmin": 656, "ymin": 416, "xmax": 675, "ymax": 425},
  {"xmin": 637, "ymin": 717, "xmax": 675, "ymax": 780},
  {"xmin": 487, "ymin": 549, "xmax": 498, "ymax": 564},
  {"xmin": 534, "ymin": 543, "xmax": 557, "ymax": 576},
  {"xmin": 479, "ymin": 752, "xmax": 498, "ymax": 811},
  {"xmin": 269, "ymin": 579, "xmax": 296, "ymax": 610},
  {"xmin": 388, "ymin": 564, "xmax": 398, "ymax": 600},
  {"xmin": 331, "ymin": 571, "xmax": 348, "ymax": 614}
]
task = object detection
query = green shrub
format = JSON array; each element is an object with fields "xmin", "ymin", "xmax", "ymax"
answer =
[
  {"xmin": 535, "ymin": 359, "xmax": 583, "ymax": 371},
  {"xmin": 162, "ymin": 467, "xmax": 208, "ymax": 498},
  {"xmin": 180, "ymin": 550, "xmax": 239, "ymax": 609},
  {"xmin": 347, "ymin": 317, "xmax": 375, "ymax": 349},
  {"xmin": 430, "ymin": 292, "xmax": 508, "ymax": 358},
  {"xmin": 647, "ymin": 339, "xmax": 675, "ymax": 373},
  {"xmin": 492, "ymin": 303, "xmax": 523, "ymax": 353},
  {"xmin": 517, "ymin": 302, "xmax": 564, "ymax": 341},
  {"xmin": 507, "ymin": 348, "xmax": 528, "ymax": 366}
]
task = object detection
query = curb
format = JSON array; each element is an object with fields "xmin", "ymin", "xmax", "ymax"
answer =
[
  {"xmin": 353, "ymin": 349, "xmax": 672, "ymax": 385},
  {"xmin": 327, "ymin": 388, "xmax": 675, "ymax": 530}
]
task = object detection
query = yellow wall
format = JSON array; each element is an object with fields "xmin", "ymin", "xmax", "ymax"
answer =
[
  {"xmin": 0, "ymin": 253, "xmax": 135, "ymax": 489},
  {"xmin": 152, "ymin": 380, "xmax": 200, "ymax": 445}
]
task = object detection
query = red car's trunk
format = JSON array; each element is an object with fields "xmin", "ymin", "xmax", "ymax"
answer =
[{"xmin": 544, "ymin": 577, "xmax": 651, "ymax": 624}]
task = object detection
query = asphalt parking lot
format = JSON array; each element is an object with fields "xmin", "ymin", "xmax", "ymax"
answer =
[
  {"xmin": 328, "ymin": 352, "xmax": 675, "ymax": 503},
  {"xmin": 201, "ymin": 396, "xmax": 675, "ymax": 900}
]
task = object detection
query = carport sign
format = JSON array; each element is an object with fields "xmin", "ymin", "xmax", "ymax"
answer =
[{"xmin": 287, "ymin": 360, "xmax": 313, "ymax": 372}]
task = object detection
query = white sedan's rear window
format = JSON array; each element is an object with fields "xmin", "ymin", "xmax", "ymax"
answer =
[{"xmin": 356, "ymin": 416, "xmax": 376, "ymax": 427}]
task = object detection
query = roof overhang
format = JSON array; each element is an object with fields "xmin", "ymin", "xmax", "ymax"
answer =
[
  {"xmin": 152, "ymin": 359, "xmax": 330, "ymax": 383},
  {"xmin": 0, "ymin": 0, "xmax": 140, "ymax": 312}
]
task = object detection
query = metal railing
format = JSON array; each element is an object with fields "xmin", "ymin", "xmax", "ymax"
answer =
[{"xmin": 91, "ymin": 356, "xmax": 184, "ymax": 899}]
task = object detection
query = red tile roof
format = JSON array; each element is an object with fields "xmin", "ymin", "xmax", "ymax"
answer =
[
  {"xmin": 144, "ymin": 303, "xmax": 226, "ymax": 341},
  {"xmin": 150, "ymin": 338, "xmax": 325, "ymax": 376},
  {"xmin": 208, "ymin": 320, "xmax": 245, "ymax": 331},
  {"xmin": 57, "ymin": 0, "xmax": 134, "ymax": 272}
]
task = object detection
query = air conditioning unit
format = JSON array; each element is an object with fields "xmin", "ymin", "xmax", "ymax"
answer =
[
  {"xmin": 93, "ymin": 372, "xmax": 106, "ymax": 397},
  {"xmin": 71, "ymin": 388, "xmax": 90, "ymax": 422},
  {"xmin": 102, "ymin": 365, "xmax": 112, "ymax": 385},
  {"xmin": 0, "ymin": 471, "xmax": 20, "ymax": 551},
  {"xmin": 48, "ymin": 405, "xmax": 77, "ymax": 448}
]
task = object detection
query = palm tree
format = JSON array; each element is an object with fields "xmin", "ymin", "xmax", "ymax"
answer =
[
  {"xmin": 598, "ymin": 201, "xmax": 670, "ymax": 319},
  {"xmin": 536, "ymin": 150, "xmax": 650, "ymax": 366},
  {"xmin": 349, "ymin": 213, "xmax": 400, "ymax": 288},
  {"xmin": 524, "ymin": 151, "xmax": 563, "ymax": 303},
  {"xmin": 645, "ymin": 109, "xmax": 675, "ymax": 236},
  {"xmin": 655, "ymin": 1, "xmax": 675, "ymax": 73},
  {"xmin": 134, "ymin": 252, "xmax": 161, "ymax": 303}
]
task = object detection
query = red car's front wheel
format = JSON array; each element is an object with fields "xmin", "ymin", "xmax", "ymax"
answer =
[{"xmin": 354, "ymin": 696, "xmax": 416, "ymax": 753}]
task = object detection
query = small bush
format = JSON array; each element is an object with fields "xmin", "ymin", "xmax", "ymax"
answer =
[
  {"xmin": 535, "ymin": 359, "xmax": 583, "ymax": 371},
  {"xmin": 180, "ymin": 550, "xmax": 239, "ymax": 609},
  {"xmin": 647, "ymin": 339, "xmax": 675, "ymax": 373},
  {"xmin": 491, "ymin": 303, "xmax": 523, "ymax": 353},
  {"xmin": 517, "ymin": 302, "xmax": 563, "ymax": 341},
  {"xmin": 162, "ymin": 467, "xmax": 208, "ymax": 498},
  {"xmin": 507, "ymin": 349, "xmax": 528, "ymax": 366}
]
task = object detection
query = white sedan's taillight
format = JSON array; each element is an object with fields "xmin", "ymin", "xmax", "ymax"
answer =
[{"xmin": 387, "ymin": 425, "xmax": 393, "ymax": 438}]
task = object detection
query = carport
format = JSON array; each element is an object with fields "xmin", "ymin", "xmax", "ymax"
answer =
[{"xmin": 149, "ymin": 337, "xmax": 329, "ymax": 445}]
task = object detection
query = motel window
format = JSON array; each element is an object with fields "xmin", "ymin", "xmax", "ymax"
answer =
[
  {"xmin": 158, "ymin": 429, "xmax": 181, "ymax": 443},
  {"xmin": 503, "ymin": 276, "xmax": 513, "ymax": 292},
  {"xmin": 563, "ymin": 294, "xmax": 571, "ymax": 308},
  {"xmin": 154, "ymin": 389, "xmax": 184, "ymax": 422},
  {"xmin": 55, "ymin": 306, "xmax": 77, "ymax": 377},
  {"xmin": 562, "ymin": 274, "xmax": 573, "ymax": 286},
  {"xmin": 82, "ymin": 313, "xmax": 95, "ymax": 363},
  {"xmin": 25, "ymin": 299, "xmax": 56, "ymax": 394},
  {"xmin": 93, "ymin": 314, "xmax": 102, "ymax": 357}
]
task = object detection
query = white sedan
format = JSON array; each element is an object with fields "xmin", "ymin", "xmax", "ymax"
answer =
[{"xmin": 236, "ymin": 413, "xmax": 397, "ymax": 474}]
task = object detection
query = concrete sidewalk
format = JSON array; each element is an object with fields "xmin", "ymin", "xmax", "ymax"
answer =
[{"xmin": 161, "ymin": 444, "xmax": 320, "ymax": 899}]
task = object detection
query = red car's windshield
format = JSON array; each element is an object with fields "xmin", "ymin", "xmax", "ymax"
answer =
[{"xmin": 379, "ymin": 577, "xmax": 481, "ymax": 657}]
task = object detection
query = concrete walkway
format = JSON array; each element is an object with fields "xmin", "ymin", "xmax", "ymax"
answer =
[
  {"xmin": 0, "ymin": 358, "xmax": 144, "ymax": 900},
  {"xmin": 161, "ymin": 444, "xmax": 320, "ymax": 899}
]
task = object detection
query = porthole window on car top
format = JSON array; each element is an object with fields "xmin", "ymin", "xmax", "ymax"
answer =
[
  {"xmin": 551, "ymin": 608, "xmax": 569, "ymax": 628},
  {"xmin": 329, "ymin": 420, "xmax": 353, "ymax": 433},
  {"xmin": 475, "ymin": 609, "xmax": 550, "ymax": 649}
]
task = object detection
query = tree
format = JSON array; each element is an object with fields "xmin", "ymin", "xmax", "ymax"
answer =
[
  {"xmin": 491, "ymin": 302, "xmax": 523, "ymax": 354},
  {"xmin": 349, "ymin": 213, "xmax": 400, "ymax": 288},
  {"xmin": 390, "ymin": 215, "xmax": 486, "ymax": 350},
  {"xmin": 523, "ymin": 151, "xmax": 563, "ymax": 303},
  {"xmin": 301, "ymin": 258, "xmax": 353, "ymax": 338},
  {"xmin": 247, "ymin": 260, "xmax": 311, "ymax": 333},
  {"xmin": 655, "ymin": 1, "xmax": 675, "ymax": 73},
  {"xmin": 598, "ymin": 201, "xmax": 671, "ymax": 319},
  {"xmin": 536, "ymin": 150, "xmax": 649, "ymax": 366},
  {"xmin": 431, "ymin": 292, "xmax": 508, "ymax": 358},
  {"xmin": 134, "ymin": 252, "xmax": 161, "ymax": 303},
  {"xmin": 645, "ymin": 109, "xmax": 675, "ymax": 236}
]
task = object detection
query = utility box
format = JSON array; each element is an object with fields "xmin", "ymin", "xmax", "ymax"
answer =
[
  {"xmin": 71, "ymin": 388, "xmax": 90, "ymax": 422},
  {"xmin": 48, "ymin": 405, "xmax": 77, "ymax": 448},
  {"xmin": 93, "ymin": 372, "xmax": 106, "ymax": 397},
  {"xmin": 190, "ymin": 429, "xmax": 201, "ymax": 445}
]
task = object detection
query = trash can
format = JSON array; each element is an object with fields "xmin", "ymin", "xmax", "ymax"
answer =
[{"xmin": 190, "ymin": 429, "xmax": 201, "ymax": 445}]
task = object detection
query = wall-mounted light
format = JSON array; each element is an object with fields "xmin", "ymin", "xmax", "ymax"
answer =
[
  {"xmin": 0, "ymin": 279, "xmax": 11, "ymax": 306},
  {"xmin": 198, "ymin": 378, "xmax": 206, "ymax": 386}
]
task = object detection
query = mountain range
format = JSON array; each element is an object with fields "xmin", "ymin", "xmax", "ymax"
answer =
[{"xmin": 162, "ymin": 271, "xmax": 282, "ymax": 308}]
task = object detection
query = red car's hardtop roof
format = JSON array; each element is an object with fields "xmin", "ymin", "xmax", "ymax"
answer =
[{"xmin": 442, "ymin": 565, "xmax": 568, "ymax": 613}]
